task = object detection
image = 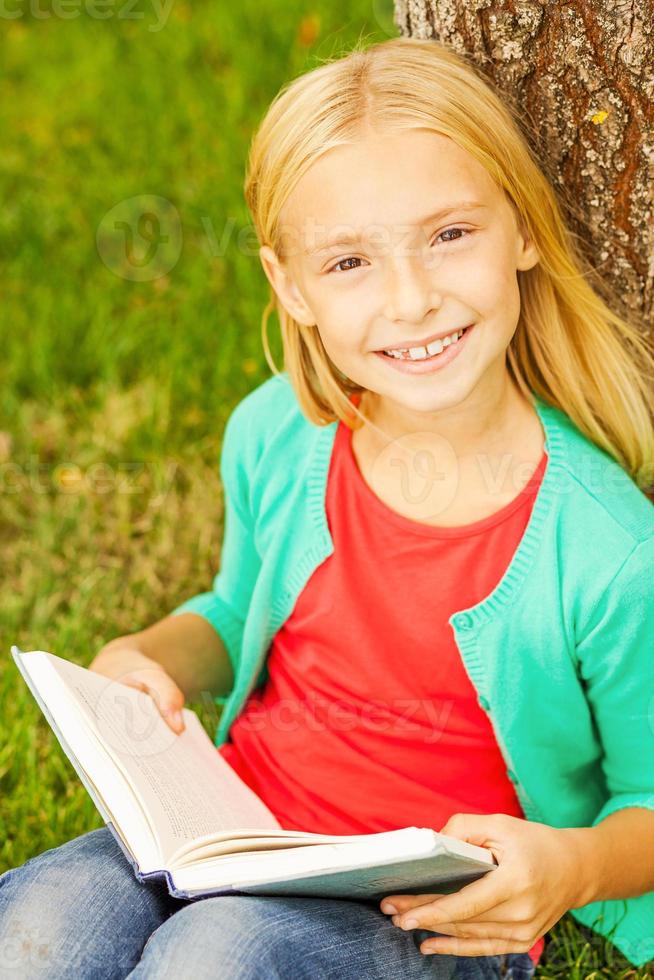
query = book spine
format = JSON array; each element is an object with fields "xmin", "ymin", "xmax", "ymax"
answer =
[
  {"xmin": 104, "ymin": 821, "xmax": 241, "ymax": 902},
  {"xmin": 165, "ymin": 881, "xmax": 245, "ymax": 902}
]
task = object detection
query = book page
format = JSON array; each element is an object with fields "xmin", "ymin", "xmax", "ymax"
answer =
[
  {"xmin": 12, "ymin": 647, "xmax": 161, "ymax": 871},
  {"xmin": 171, "ymin": 827, "xmax": 496, "ymax": 896},
  {"xmin": 40, "ymin": 652, "xmax": 281, "ymax": 865}
]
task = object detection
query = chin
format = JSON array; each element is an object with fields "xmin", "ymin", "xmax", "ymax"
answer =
[{"xmin": 382, "ymin": 382, "xmax": 471, "ymax": 415}]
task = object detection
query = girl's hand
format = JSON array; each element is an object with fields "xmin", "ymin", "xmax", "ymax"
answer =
[
  {"xmin": 379, "ymin": 812, "xmax": 588, "ymax": 957},
  {"xmin": 88, "ymin": 641, "xmax": 186, "ymax": 734}
]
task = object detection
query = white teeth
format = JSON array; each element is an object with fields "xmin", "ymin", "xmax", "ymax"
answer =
[{"xmin": 383, "ymin": 328, "xmax": 465, "ymax": 360}]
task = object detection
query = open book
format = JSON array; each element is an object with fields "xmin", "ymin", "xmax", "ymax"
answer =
[{"xmin": 10, "ymin": 646, "xmax": 497, "ymax": 902}]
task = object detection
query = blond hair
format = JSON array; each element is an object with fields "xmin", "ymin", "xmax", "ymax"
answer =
[{"xmin": 243, "ymin": 35, "xmax": 654, "ymax": 493}]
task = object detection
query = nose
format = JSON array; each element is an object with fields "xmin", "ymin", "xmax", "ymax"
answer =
[{"xmin": 381, "ymin": 253, "xmax": 442, "ymax": 326}]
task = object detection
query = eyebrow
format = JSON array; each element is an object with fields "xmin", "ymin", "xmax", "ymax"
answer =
[{"xmin": 303, "ymin": 201, "xmax": 488, "ymax": 256}]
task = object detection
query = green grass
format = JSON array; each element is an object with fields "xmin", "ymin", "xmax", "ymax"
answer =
[{"xmin": 0, "ymin": 3, "xmax": 651, "ymax": 975}]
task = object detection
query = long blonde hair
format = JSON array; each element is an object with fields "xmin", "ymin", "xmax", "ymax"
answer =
[{"xmin": 244, "ymin": 36, "xmax": 654, "ymax": 494}]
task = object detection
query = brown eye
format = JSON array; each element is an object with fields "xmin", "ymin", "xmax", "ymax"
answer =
[
  {"xmin": 328, "ymin": 227, "xmax": 471, "ymax": 275},
  {"xmin": 433, "ymin": 227, "xmax": 470, "ymax": 245},
  {"xmin": 329, "ymin": 256, "xmax": 363, "ymax": 274}
]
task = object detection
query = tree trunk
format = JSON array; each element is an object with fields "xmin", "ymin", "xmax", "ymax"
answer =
[{"xmin": 393, "ymin": 0, "xmax": 653, "ymax": 330}]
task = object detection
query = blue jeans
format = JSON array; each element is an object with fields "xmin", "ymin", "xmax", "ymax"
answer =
[{"xmin": 0, "ymin": 827, "xmax": 537, "ymax": 979}]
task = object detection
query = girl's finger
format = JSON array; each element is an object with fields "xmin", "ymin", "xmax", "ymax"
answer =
[
  {"xmin": 391, "ymin": 869, "xmax": 513, "ymax": 931},
  {"xmin": 381, "ymin": 892, "xmax": 445, "ymax": 913},
  {"xmin": 395, "ymin": 892, "xmax": 521, "ymax": 924},
  {"xmin": 399, "ymin": 917, "xmax": 529, "ymax": 941},
  {"xmin": 161, "ymin": 708, "xmax": 185, "ymax": 732},
  {"xmin": 119, "ymin": 670, "xmax": 186, "ymax": 732},
  {"xmin": 418, "ymin": 934, "xmax": 532, "ymax": 958}
]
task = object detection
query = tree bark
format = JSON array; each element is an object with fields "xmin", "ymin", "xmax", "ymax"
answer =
[{"xmin": 393, "ymin": 0, "xmax": 653, "ymax": 330}]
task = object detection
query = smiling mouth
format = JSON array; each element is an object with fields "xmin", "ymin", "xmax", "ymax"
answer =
[{"xmin": 377, "ymin": 325, "xmax": 472, "ymax": 361}]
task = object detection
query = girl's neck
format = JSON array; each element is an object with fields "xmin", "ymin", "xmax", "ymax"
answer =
[
  {"xmin": 358, "ymin": 372, "xmax": 538, "ymax": 463},
  {"xmin": 350, "ymin": 374, "xmax": 546, "ymax": 528}
]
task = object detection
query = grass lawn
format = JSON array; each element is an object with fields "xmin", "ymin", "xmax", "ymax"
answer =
[{"xmin": 0, "ymin": 1, "xmax": 651, "ymax": 975}]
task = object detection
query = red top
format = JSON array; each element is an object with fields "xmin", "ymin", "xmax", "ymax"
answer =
[{"xmin": 220, "ymin": 414, "xmax": 548, "ymax": 965}]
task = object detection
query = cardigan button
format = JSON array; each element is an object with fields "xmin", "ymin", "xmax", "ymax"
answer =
[
  {"xmin": 478, "ymin": 695, "xmax": 491, "ymax": 711},
  {"xmin": 507, "ymin": 769, "xmax": 518, "ymax": 783},
  {"xmin": 454, "ymin": 613, "xmax": 474, "ymax": 630}
]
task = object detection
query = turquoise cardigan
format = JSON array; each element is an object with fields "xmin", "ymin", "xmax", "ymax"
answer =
[{"xmin": 171, "ymin": 371, "xmax": 654, "ymax": 967}]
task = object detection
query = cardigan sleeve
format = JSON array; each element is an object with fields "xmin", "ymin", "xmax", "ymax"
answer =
[
  {"xmin": 575, "ymin": 534, "xmax": 654, "ymax": 826},
  {"xmin": 168, "ymin": 402, "xmax": 262, "ymax": 695}
]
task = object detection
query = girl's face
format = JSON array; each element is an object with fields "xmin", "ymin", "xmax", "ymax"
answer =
[{"xmin": 259, "ymin": 128, "xmax": 539, "ymax": 419}]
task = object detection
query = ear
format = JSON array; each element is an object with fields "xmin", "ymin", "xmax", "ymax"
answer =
[
  {"xmin": 515, "ymin": 214, "xmax": 539, "ymax": 272},
  {"xmin": 259, "ymin": 245, "xmax": 317, "ymax": 327}
]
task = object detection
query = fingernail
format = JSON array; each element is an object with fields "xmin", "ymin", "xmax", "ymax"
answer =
[
  {"xmin": 402, "ymin": 917, "xmax": 419, "ymax": 930},
  {"xmin": 381, "ymin": 903, "xmax": 397, "ymax": 914},
  {"xmin": 164, "ymin": 710, "xmax": 183, "ymax": 731}
]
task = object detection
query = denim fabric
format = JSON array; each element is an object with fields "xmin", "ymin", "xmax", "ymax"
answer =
[{"xmin": 0, "ymin": 827, "xmax": 536, "ymax": 979}]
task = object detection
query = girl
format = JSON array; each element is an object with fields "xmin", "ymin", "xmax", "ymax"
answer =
[{"xmin": 2, "ymin": 35, "xmax": 654, "ymax": 980}]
